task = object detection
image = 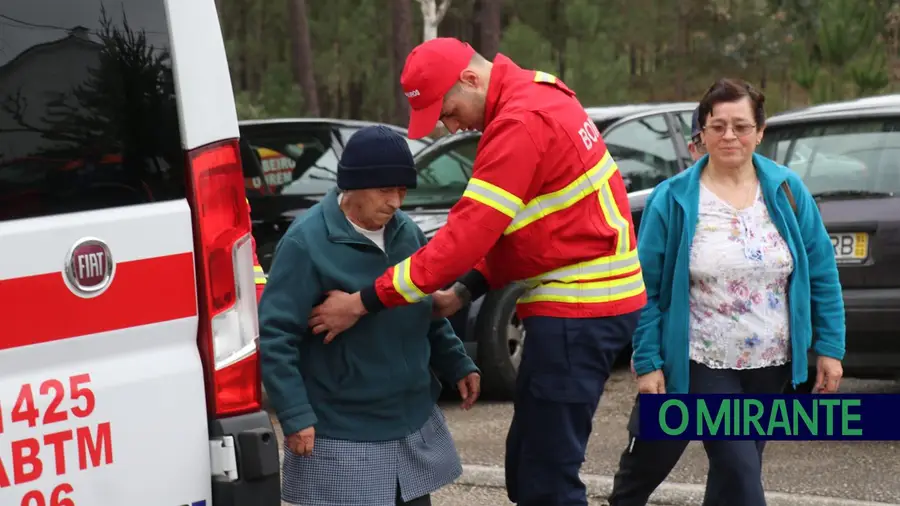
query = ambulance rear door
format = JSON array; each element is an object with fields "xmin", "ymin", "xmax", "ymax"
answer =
[{"xmin": 0, "ymin": 1, "xmax": 212, "ymax": 504}]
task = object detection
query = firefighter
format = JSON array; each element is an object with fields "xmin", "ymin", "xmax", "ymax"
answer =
[{"xmin": 308, "ymin": 37, "xmax": 645, "ymax": 506}]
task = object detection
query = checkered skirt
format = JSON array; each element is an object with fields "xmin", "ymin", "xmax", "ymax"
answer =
[{"xmin": 281, "ymin": 405, "xmax": 462, "ymax": 506}]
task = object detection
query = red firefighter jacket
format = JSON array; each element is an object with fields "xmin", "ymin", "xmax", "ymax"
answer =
[{"xmin": 359, "ymin": 55, "xmax": 646, "ymax": 319}]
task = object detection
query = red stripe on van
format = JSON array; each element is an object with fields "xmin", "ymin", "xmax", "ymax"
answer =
[{"xmin": 1, "ymin": 252, "xmax": 198, "ymax": 351}]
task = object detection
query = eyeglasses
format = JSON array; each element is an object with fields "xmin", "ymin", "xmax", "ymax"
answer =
[{"xmin": 704, "ymin": 123, "xmax": 757, "ymax": 137}]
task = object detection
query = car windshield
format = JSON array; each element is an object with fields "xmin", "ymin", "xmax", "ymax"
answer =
[
  {"xmin": 758, "ymin": 119, "xmax": 900, "ymax": 197},
  {"xmin": 275, "ymin": 128, "xmax": 432, "ymax": 197},
  {"xmin": 404, "ymin": 135, "xmax": 479, "ymax": 207}
]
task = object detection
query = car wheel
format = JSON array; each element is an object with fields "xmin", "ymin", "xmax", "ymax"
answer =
[{"xmin": 475, "ymin": 282, "xmax": 528, "ymax": 399}]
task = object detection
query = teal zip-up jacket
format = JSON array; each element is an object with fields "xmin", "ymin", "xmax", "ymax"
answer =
[
  {"xmin": 632, "ymin": 153, "xmax": 846, "ymax": 392},
  {"xmin": 258, "ymin": 189, "xmax": 479, "ymax": 441}
]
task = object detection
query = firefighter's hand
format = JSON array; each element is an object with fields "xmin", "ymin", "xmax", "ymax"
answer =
[
  {"xmin": 432, "ymin": 288, "xmax": 464, "ymax": 318},
  {"xmin": 286, "ymin": 426, "xmax": 315, "ymax": 457},
  {"xmin": 636, "ymin": 369, "xmax": 666, "ymax": 394},
  {"xmin": 457, "ymin": 372, "xmax": 481, "ymax": 410},
  {"xmin": 814, "ymin": 356, "xmax": 843, "ymax": 393},
  {"xmin": 309, "ymin": 290, "xmax": 366, "ymax": 343}
]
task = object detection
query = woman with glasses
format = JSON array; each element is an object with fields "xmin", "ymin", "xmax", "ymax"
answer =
[{"xmin": 609, "ymin": 78, "xmax": 846, "ymax": 506}]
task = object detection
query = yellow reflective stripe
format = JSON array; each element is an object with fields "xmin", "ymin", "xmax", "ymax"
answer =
[
  {"xmin": 597, "ymin": 179, "xmax": 631, "ymax": 254},
  {"xmin": 252, "ymin": 265, "xmax": 267, "ymax": 284},
  {"xmin": 504, "ymin": 152, "xmax": 617, "ymax": 235},
  {"xmin": 391, "ymin": 257, "xmax": 427, "ymax": 304},
  {"xmin": 462, "ymin": 178, "xmax": 524, "ymax": 219},
  {"xmin": 518, "ymin": 271, "xmax": 645, "ymax": 304},
  {"xmin": 525, "ymin": 249, "xmax": 640, "ymax": 285},
  {"xmin": 534, "ymin": 71, "xmax": 557, "ymax": 84}
]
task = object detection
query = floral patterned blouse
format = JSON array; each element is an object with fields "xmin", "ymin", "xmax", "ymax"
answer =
[{"xmin": 688, "ymin": 183, "xmax": 794, "ymax": 369}]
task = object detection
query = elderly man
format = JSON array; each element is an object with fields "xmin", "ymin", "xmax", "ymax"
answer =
[{"xmin": 258, "ymin": 125, "xmax": 481, "ymax": 506}]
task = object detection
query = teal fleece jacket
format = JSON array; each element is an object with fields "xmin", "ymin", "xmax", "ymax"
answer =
[
  {"xmin": 258, "ymin": 189, "xmax": 479, "ymax": 441},
  {"xmin": 632, "ymin": 154, "xmax": 846, "ymax": 393}
]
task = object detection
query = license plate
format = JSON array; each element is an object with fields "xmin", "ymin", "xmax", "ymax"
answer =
[{"xmin": 830, "ymin": 232, "xmax": 868, "ymax": 262}]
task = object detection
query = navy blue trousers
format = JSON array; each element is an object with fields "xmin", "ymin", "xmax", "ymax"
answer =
[
  {"xmin": 607, "ymin": 361, "xmax": 790, "ymax": 506},
  {"xmin": 505, "ymin": 312, "xmax": 639, "ymax": 506}
]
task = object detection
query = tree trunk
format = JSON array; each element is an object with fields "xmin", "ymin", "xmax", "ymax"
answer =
[
  {"xmin": 674, "ymin": 3, "xmax": 689, "ymax": 98},
  {"xmin": 288, "ymin": 0, "xmax": 321, "ymax": 116},
  {"xmin": 237, "ymin": 0, "xmax": 248, "ymax": 91},
  {"xmin": 392, "ymin": 0, "xmax": 414, "ymax": 124},
  {"xmin": 549, "ymin": 0, "xmax": 565, "ymax": 80},
  {"xmin": 478, "ymin": 0, "xmax": 502, "ymax": 60},
  {"xmin": 418, "ymin": 0, "xmax": 451, "ymax": 41}
]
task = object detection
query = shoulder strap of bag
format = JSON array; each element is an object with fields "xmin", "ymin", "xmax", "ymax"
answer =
[{"xmin": 781, "ymin": 181, "xmax": 797, "ymax": 215}]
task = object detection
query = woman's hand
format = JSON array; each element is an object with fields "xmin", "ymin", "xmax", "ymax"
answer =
[
  {"xmin": 636, "ymin": 369, "xmax": 667, "ymax": 394},
  {"xmin": 814, "ymin": 356, "xmax": 843, "ymax": 393}
]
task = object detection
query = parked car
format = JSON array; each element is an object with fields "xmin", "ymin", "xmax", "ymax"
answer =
[
  {"xmin": 239, "ymin": 118, "xmax": 434, "ymax": 269},
  {"xmin": 242, "ymin": 103, "xmax": 698, "ymax": 398},
  {"xmin": 756, "ymin": 94, "xmax": 900, "ymax": 390}
]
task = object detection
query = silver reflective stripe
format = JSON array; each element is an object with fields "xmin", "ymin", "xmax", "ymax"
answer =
[
  {"xmin": 506, "ymin": 155, "xmax": 615, "ymax": 233},
  {"xmin": 598, "ymin": 183, "xmax": 631, "ymax": 255},
  {"xmin": 529, "ymin": 251, "xmax": 640, "ymax": 284},
  {"xmin": 392, "ymin": 258, "xmax": 426, "ymax": 303},
  {"xmin": 463, "ymin": 181, "xmax": 522, "ymax": 218},
  {"xmin": 522, "ymin": 275, "xmax": 645, "ymax": 301}
]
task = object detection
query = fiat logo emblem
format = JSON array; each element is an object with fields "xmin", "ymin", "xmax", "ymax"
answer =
[{"xmin": 63, "ymin": 237, "xmax": 115, "ymax": 298}]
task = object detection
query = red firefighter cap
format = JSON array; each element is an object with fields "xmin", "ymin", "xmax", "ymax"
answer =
[{"xmin": 400, "ymin": 38, "xmax": 476, "ymax": 139}]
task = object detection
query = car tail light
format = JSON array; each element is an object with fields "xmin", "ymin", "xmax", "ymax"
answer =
[{"xmin": 186, "ymin": 139, "xmax": 262, "ymax": 418}]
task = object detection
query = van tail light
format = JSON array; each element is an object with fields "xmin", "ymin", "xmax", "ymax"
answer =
[{"xmin": 186, "ymin": 139, "xmax": 262, "ymax": 418}]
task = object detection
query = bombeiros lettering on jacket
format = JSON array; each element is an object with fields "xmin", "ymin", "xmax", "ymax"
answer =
[{"xmin": 577, "ymin": 117, "xmax": 602, "ymax": 152}]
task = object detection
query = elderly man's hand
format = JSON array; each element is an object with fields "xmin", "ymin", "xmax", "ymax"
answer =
[
  {"xmin": 814, "ymin": 356, "xmax": 843, "ymax": 393},
  {"xmin": 286, "ymin": 426, "xmax": 315, "ymax": 457},
  {"xmin": 457, "ymin": 372, "xmax": 481, "ymax": 410},
  {"xmin": 309, "ymin": 290, "xmax": 367, "ymax": 343}
]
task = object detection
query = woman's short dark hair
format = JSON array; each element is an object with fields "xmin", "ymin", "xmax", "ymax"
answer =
[{"xmin": 697, "ymin": 78, "xmax": 766, "ymax": 131}]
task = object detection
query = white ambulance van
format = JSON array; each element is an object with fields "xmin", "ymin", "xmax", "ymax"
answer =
[{"xmin": 0, "ymin": 0, "xmax": 280, "ymax": 505}]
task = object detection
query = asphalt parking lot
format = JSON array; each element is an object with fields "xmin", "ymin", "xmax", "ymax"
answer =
[
  {"xmin": 274, "ymin": 370, "xmax": 900, "ymax": 506},
  {"xmin": 440, "ymin": 370, "xmax": 900, "ymax": 505}
]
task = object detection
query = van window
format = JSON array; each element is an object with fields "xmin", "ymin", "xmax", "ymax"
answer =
[
  {"xmin": 0, "ymin": 1, "xmax": 183, "ymax": 222},
  {"xmin": 758, "ymin": 120, "xmax": 900, "ymax": 196}
]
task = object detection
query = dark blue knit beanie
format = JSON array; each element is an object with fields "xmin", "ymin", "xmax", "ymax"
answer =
[{"xmin": 337, "ymin": 125, "xmax": 418, "ymax": 190}]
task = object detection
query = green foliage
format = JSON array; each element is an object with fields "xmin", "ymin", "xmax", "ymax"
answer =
[
  {"xmin": 497, "ymin": 18, "xmax": 555, "ymax": 72},
  {"xmin": 234, "ymin": 61, "xmax": 304, "ymax": 119},
  {"xmin": 848, "ymin": 40, "xmax": 890, "ymax": 97},
  {"xmin": 222, "ymin": 0, "xmax": 900, "ymax": 121}
]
